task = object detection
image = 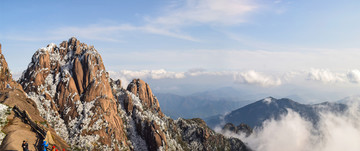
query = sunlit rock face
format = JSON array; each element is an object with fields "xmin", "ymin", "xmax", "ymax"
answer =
[{"xmin": 19, "ymin": 38, "xmax": 129, "ymax": 150}]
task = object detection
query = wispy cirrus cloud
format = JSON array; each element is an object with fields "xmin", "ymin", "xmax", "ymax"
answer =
[
  {"xmin": 54, "ymin": 0, "xmax": 258, "ymax": 42},
  {"xmin": 149, "ymin": 0, "xmax": 257, "ymax": 27},
  {"xmin": 5, "ymin": 24, "xmax": 199, "ymax": 42},
  {"xmin": 2, "ymin": 0, "xmax": 258, "ymax": 42},
  {"xmin": 51, "ymin": 24, "xmax": 200, "ymax": 42}
]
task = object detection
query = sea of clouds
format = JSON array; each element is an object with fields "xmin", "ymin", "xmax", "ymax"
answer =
[{"xmin": 217, "ymin": 101, "xmax": 360, "ymax": 151}]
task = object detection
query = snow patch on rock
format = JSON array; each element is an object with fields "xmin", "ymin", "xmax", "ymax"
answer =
[{"xmin": 263, "ymin": 97, "xmax": 273, "ymax": 104}]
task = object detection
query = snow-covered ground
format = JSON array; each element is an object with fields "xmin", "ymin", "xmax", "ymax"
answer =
[{"xmin": 0, "ymin": 103, "xmax": 11, "ymax": 144}]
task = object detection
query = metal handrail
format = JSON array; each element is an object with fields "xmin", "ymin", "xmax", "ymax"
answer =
[{"xmin": 12, "ymin": 105, "xmax": 48, "ymax": 139}]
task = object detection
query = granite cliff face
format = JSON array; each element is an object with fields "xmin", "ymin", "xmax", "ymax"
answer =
[
  {"xmin": 19, "ymin": 38, "xmax": 128, "ymax": 150},
  {"xmin": 7, "ymin": 38, "xmax": 251, "ymax": 151}
]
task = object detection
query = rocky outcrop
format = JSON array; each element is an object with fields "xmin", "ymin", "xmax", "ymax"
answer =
[
  {"xmin": 112, "ymin": 78, "xmax": 251, "ymax": 151},
  {"xmin": 19, "ymin": 38, "xmax": 129, "ymax": 150},
  {"xmin": 142, "ymin": 120, "xmax": 167, "ymax": 150},
  {"xmin": 223, "ymin": 123, "xmax": 253, "ymax": 137},
  {"xmin": 174, "ymin": 118, "xmax": 250, "ymax": 151},
  {"xmin": 127, "ymin": 79, "xmax": 163, "ymax": 116}
]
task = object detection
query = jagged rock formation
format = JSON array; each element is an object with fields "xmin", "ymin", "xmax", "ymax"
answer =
[
  {"xmin": 112, "ymin": 79, "xmax": 251, "ymax": 151},
  {"xmin": 19, "ymin": 38, "xmax": 128, "ymax": 150},
  {"xmin": 127, "ymin": 79, "xmax": 163, "ymax": 117},
  {"xmin": 174, "ymin": 118, "xmax": 249, "ymax": 151},
  {"xmin": 0, "ymin": 43, "xmax": 68, "ymax": 150},
  {"xmin": 15, "ymin": 38, "xmax": 250, "ymax": 151}
]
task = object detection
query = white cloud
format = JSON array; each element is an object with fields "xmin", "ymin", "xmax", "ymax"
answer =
[
  {"xmin": 219, "ymin": 103, "xmax": 360, "ymax": 151},
  {"xmin": 150, "ymin": 0, "xmax": 257, "ymax": 27},
  {"xmin": 306, "ymin": 69, "xmax": 345, "ymax": 83},
  {"xmin": 107, "ymin": 68, "xmax": 360, "ymax": 92},
  {"xmin": 186, "ymin": 68, "xmax": 232, "ymax": 76},
  {"xmin": 347, "ymin": 69, "xmax": 360, "ymax": 83},
  {"xmin": 108, "ymin": 69, "xmax": 185, "ymax": 87},
  {"xmin": 109, "ymin": 69, "xmax": 284, "ymax": 88},
  {"xmin": 119, "ymin": 69, "xmax": 185, "ymax": 79},
  {"xmin": 234, "ymin": 70, "xmax": 282, "ymax": 87},
  {"xmin": 281, "ymin": 71, "xmax": 300, "ymax": 82},
  {"xmin": 306, "ymin": 69, "xmax": 360, "ymax": 84},
  {"xmin": 247, "ymin": 110, "xmax": 314, "ymax": 151},
  {"xmin": 103, "ymin": 49, "xmax": 360, "ymax": 77},
  {"xmin": 108, "ymin": 68, "xmax": 235, "ymax": 87}
]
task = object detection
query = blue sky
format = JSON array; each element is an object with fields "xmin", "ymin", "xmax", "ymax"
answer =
[{"xmin": 2, "ymin": 0, "xmax": 360, "ymax": 102}]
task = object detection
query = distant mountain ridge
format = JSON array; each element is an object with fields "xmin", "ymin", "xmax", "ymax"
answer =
[
  {"xmin": 205, "ymin": 97, "xmax": 347, "ymax": 128},
  {"xmin": 156, "ymin": 89, "xmax": 253, "ymax": 119}
]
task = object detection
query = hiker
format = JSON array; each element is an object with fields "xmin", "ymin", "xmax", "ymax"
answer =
[
  {"xmin": 51, "ymin": 146, "xmax": 55, "ymax": 151},
  {"xmin": 42, "ymin": 140, "xmax": 49, "ymax": 151},
  {"xmin": 22, "ymin": 140, "xmax": 29, "ymax": 151}
]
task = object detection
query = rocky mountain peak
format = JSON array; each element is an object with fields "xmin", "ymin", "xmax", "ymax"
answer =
[
  {"xmin": 127, "ymin": 79, "xmax": 163, "ymax": 116},
  {"xmin": 19, "ymin": 38, "xmax": 128, "ymax": 150}
]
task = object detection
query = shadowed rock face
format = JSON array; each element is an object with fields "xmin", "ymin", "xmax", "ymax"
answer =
[
  {"xmin": 223, "ymin": 123, "xmax": 253, "ymax": 137},
  {"xmin": 19, "ymin": 38, "xmax": 128, "ymax": 150},
  {"xmin": 174, "ymin": 118, "xmax": 251, "ymax": 151}
]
